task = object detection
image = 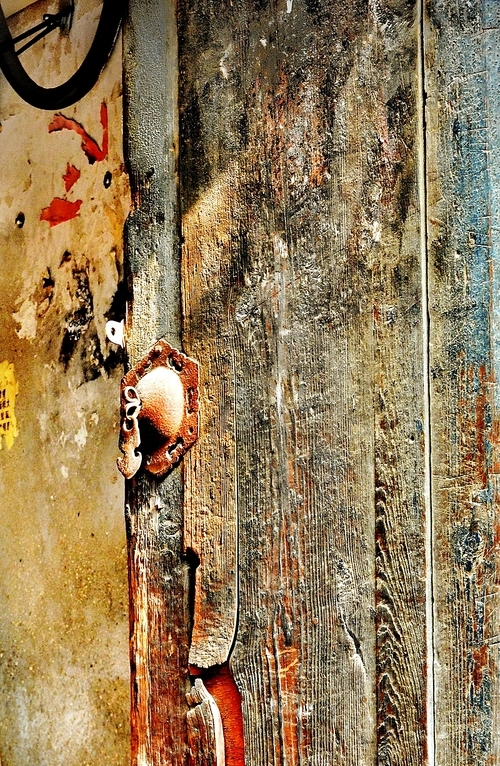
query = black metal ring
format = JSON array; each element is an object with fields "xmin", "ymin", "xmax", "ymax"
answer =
[{"xmin": 0, "ymin": 1, "xmax": 122, "ymax": 110}]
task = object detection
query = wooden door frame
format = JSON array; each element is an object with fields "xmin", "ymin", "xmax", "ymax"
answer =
[{"xmin": 123, "ymin": 2, "xmax": 193, "ymax": 763}]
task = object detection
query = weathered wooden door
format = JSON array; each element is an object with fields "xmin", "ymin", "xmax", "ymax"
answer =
[{"xmin": 123, "ymin": 0, "xmax": 500, "ymax": 764}]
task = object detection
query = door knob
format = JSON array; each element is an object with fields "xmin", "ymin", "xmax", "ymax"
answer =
[{"xmin": 117, "ymin": 339, "xmax": 199, "ymax": 480}]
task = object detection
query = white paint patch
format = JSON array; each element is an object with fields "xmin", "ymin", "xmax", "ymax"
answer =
[
  {"xmin": 74, "ymin": 415, "xmax": 88, "ymax": 449},
  {"xmin": 260, "ymin": 37, "xmax": 267, "ymax": 47},
  {"xmin": 38, "ymin": 412, "xmax": 48, "ymax": 438},
  {"xmin": 287, "ymin": 0, "xmax": 293, "ymax": 12},
  {"xmin": 372, "ymin": 220, "xmax": 382, "ymax": 242},
  {"xmin": 61, "ymin": 465, "xmax": 69, "ymax": 479},
  {"xmin": 219, "ymin": 44, "xmax": 233, "ymax": 80},
  {"xmin": 276, "ymin": 373, "xmax": 283, "ymax": 414},
  {"xmin": 13, "ymin": 671, "xmax": 92, "ymax": 765},
  {"xmin": 299, "ymin": 702, "xmax": 313, "ymax": 719},
  {"xmin": 273, "ymin": 234, "xmax": 288, "ymax": 261},
  {"xmin": 58, "ymin": 427, "xmax": 70, "ymax": 447},
  {"xmin": 13, "ymin": 298, "xmax": 37, "ymax": 339}
]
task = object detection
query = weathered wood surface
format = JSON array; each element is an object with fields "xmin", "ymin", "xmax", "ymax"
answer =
[
  {"xmin": 179, "ymin": 1, "xmax": 428, "ymax": 763},
  {"xmin": 182, "ymin": 164, "xmax": 238, "ymax": 668},
  {"xmin": 123, "ymin": 2, "xmax": 192, "ymax": 764},
  {"xmin": 187, "ymin": 679, "xmax": 225, "ymax": 766},
  {"xmin": 425, "ymin": 2, "xmax": 500, "ymax": 763},
  {"xmin": 373, "ymin": 15, "xmax": 429, "ymax": 764}
]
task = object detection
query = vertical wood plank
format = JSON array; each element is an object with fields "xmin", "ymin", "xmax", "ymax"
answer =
[
  {"xmin": 123, "ymin": 2, "xmax": 191, "ymax": 764},
  {"xmin": 373, "ymin": 8, "xmax": 429, "ymax": 763},
  {"xmin": 179, "ymin": 1, "xmax": 428, "ymax": 763},
  {"xmin": 426, "ymin": 1, "xmax": 500, "ymax": 763},
  {"xmin": 182, "ymin": 168, "xmax": 239, "ymax": 668}
]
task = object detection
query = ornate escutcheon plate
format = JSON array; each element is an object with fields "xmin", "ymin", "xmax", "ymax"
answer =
[{"xmin": 117, "ymin": 339, "xmax": 199, "ymax": 480}]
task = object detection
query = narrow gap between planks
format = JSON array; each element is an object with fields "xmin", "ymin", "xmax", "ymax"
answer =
[{"xmin": 417, "ymin": 0, "xmax": 436, "ymax": 763}]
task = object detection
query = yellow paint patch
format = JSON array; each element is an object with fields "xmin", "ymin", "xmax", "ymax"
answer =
[{"xmin": 0, "ymin": 361, "xmax": 18, "ymax": 449}]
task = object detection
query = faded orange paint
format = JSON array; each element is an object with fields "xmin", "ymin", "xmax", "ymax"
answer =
[
  {"xmin": 490, "ymin": 415, "xmax": 500, "ymax": 475},
  {"xmin": 203, "ymin": 665, "xmax": 245, "ymax": 766}
]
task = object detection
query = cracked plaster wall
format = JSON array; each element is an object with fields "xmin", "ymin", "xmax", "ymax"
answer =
[{"xmin": 0, "ymin": 2, "xmax": 130, "ymax": 764}]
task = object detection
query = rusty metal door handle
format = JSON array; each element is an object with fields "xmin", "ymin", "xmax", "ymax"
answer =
[{"xmin": 117, "ymin": 339, "xmax": 199, "ymax": 480}]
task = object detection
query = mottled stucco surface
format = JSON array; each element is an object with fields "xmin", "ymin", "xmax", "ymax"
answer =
[{"xmin": 0, "ymin": 2, "xmax": 130, "ymax": 764}]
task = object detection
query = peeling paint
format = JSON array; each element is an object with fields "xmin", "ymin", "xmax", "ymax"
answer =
[
  {"xmin": 12, "ymin": 298, "xmax": 37, "ymax": 340},
  {"xmin": 0, "ymin": 3, "xmax": 130, "ymax": 764},
  {"xmin": 48, "ymin": 103, "xmax": 109, "ymax": 165},
  {"xmin": 40, "ymin": 197, "xmax": 83, "ymax": 226},
  {"xmin": 63, "ymin": 164, "xmax": 81, "ymax": 193},
  {"xmin": 74, "ymin": 415, "xmax": 88, "ymax": 450}
]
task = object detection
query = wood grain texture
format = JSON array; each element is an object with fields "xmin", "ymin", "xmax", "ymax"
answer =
[
  {"xmin": 204, "ymin": 666, "xmax": 246, "ymax": 766},
  {"xmin": 182, "ymin": 165, "xmax": 239, "ymax": 668},
  {"xmin": 123, "ymin": 2, "xmax": 192, "ymax": 764},
  {"xmin": 179, "ymin": 1, "xmax": 427, "ymax": 763},
  {"xmin": 425, "ymin": 1, "xmax": 500, "ymax": 763},
  {"xmin": 372, "ymin": 10, "xmax": 429, "ymax": 765},
  {"xmin": 187, "ymin": 679, "xmax": 225, "ymax": 766}
]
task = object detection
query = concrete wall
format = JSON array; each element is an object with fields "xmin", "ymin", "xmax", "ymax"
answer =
[{"xmin": 0, "ymin": 2, "xmax": 130, "ymax": 764}]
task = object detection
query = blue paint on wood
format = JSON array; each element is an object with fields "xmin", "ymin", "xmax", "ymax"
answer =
[
  {"xmin": 430, "ymin": 1, "xmax": 500, "ymax": 762},
  {"xmin": 484, "ymin": 2, "xmax": 500, "ymax": 402}
]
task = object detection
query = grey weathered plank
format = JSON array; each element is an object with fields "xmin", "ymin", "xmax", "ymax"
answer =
[
  {"xmin": 373, "ymin": 11, "xmax": 429, "ymax": 762},
  {"xmin": 182, "ymin": 172, "xmax": 239, "ymax": 668},
  {"xmin": 179, "ymin": 1, "xmax": 427, "ymax": 763},
  {"xmin": 123, "ymin": 2, "xmax": 192, "ymax": 764},
  {"xmin": 425, "ymin": 1, "xmax": 500, "ymax": 763}
]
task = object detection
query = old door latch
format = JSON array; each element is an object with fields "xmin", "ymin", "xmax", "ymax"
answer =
[{"xmin": 117, "ymin": 339, "xmax": 199, "ymax": 480}]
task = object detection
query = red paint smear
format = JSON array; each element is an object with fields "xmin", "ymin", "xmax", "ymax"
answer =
[
  {"xmin": 40, "ymin": 197, "xmax": 82, "ymax": 227},
  {"xmin": 201, "ymin": 665, "xmax": 245, "ymax": 766},
  {"xmin": 48, "ymin": 101, "xmax": 109, "ymax": 164},
  {"xmin": 63, "ymin": 163, "xmax": 81, "ymax": 192},
  {"xmin": 188, "ymin": 665, "xmax": 203, "ymax": 677}
]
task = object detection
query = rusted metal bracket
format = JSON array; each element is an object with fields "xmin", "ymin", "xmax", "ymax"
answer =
[{"xmin": 117, "ymin": 339, "xmax": 199, "ymax": 480}]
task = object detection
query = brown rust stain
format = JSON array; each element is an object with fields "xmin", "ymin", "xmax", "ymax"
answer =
[
  {"xmin": 453, "ymin": 363, "xmax": 491, "ymax": 492},
  {"xmin": 276, "ymin": 642, "xmax": 301, "ymax": 760},
  {"xmin": 475, "ymin": 365, "xmax": 488, "ymax": 487},
  {"xmin": 471, "ymin": 645, "xmax": 489, "ymax": 692}
]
